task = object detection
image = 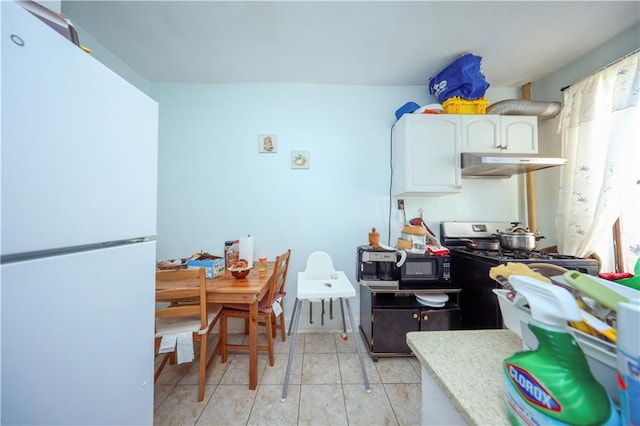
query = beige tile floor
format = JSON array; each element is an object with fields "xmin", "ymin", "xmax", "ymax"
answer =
[{"xmin": 154, "ymin": 331, "xmax": 423, "ymax": 425}]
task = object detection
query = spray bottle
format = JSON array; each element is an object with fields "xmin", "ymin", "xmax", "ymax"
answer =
[{"xmin": 504, "ymin": 275, "xmax": 620, "ymax": 425}]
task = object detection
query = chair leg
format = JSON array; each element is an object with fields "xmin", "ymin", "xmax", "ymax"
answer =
[
  {"xmin": 340, "ymin": 298, "xmax": 347, "ymax": 333},
  {"xmin": 266, "ymin": 313, "xmax": 275, "ymax": 366},
  {"xmin": 287, "ymin": 299, "xmax": 298, "ymax": 336},
  {"xmin": 154, "ymin": 352, "xmax": 171, "ymax": 383},
  {"xmin": 344, "ymin": 298, "xmax": 371, "ymax": 392},
  {"xmin": 277, "ymin": 309, "xmax": 286, "ymax": 342},
  {"xmin": 206, "ymin": 333, "xmax": 221, "ymax": 371},
  {"xmin": 220, "ymin": 311, "xmax": 228, "ymax": 363},
  {"xmin": 198, "ymin": 335, "xmax": 207, "ymax": 402},
  {"xmin": 282, "ymin": 299, "xmax": 302, "ymax": 401}
]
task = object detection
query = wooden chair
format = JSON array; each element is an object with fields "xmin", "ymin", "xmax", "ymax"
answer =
[
  {"xmin": 271, "ymin": 249, "xmax": 292, "ymax": 341},
  {"xmin": 155, "ymin": 267, "xmax": 222, "ymax": 402},
  {"xmin": 219, "ymin": 250, "xmax": 291, "ymax": 366}
]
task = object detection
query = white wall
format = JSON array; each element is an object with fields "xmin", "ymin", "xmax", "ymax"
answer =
[{"xmin": 150, "ymin": 82, "xmax": 520, "ymax": 331}]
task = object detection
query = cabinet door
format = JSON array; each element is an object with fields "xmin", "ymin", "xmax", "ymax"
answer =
[
  {"xmin": 391, "ymin": 115, "xmax": 461, "ymax": 195},
  {"xmin": 460, "ymin": 116, "xmax": 500, "ymax": 152},
  {"xmin": 372, "ymin": 309, "xmax": 419, "ymax": 353},
  {"xmin": 501, "ymin": 116, "xmax": 538, "ymax": 153},
  {"xmin": 419, "ymin": 308, "xmax": 462, "ymax": 331}
]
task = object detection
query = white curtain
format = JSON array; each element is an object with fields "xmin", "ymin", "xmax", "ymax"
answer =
[{"xmin": 556, "ymin": 51, "xmax": 640, "ymax": 258}]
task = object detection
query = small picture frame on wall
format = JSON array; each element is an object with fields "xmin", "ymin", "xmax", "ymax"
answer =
[
  {"xmin": 291, "ymin": 151, "xmax": 310, "ymax": 169},
  {"xmin": 258, "ymin": 134, "xmax": 277, "ymax": 153}
]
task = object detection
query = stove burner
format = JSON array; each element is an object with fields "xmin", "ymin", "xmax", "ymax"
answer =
[{"xmin": 451, "ymin": 246, "xmax": 587, "ymax": 262}]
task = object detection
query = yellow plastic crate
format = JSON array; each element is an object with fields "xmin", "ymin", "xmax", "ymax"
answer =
[{"xmin": 442, "ymin": 96, "xmax": 488, "ymax": 114}]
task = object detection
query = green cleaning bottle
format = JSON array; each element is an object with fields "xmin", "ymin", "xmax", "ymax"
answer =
[{"xmin": 503, "ymin": 275, "xmax": 620, "ymax": 425}]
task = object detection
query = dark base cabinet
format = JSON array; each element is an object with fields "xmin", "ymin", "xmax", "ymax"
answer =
[
  {"xmin": 359, "ymin": 286, "xmax": 461, "ymax": 359},
  {"xmin": 449, "ymin": 252, "xmax": 503, "ymax": 330}
]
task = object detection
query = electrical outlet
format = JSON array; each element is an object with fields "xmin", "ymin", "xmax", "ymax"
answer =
[{"xmin": 397, "ymin": 199, "xmax": 405, "ymax": 210}]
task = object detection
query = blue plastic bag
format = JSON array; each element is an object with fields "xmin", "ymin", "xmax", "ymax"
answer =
[{"xmin": 428, "ymin": 54, "xmax": 490, "ymax": 103}]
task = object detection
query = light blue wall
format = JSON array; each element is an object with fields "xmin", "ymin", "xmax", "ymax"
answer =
[{"xmin": 150, "ymin": 82, "xmax": 520, "ymax": 330}]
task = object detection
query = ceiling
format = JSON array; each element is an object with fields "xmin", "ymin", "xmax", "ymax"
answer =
[{"xmin": 61, "ymin": 1, "xmax": 640, "ymax": 88}]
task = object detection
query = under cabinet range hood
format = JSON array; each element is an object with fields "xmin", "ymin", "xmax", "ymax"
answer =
[{"xmin": 461, "ymin": 153, "xmax": 568, "ymax": 178}]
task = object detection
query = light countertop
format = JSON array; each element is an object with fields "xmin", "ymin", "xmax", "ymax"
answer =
[{"xmin": 406, "ymin": 329, "xmax": 523, "ymax": 425}]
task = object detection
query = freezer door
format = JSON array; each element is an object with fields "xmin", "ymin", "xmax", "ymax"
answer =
[
  {"xmin": 1, "ymin": 2, "xmax": 158, "ymax": 256},
  {"xmin": 1, "ymin": 241, "xmax": 155, "ymax": 425}
]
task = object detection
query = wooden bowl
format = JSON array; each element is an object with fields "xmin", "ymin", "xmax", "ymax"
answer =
[{"xmin": 229, "ymin": 267, "xmax": 251, "ymax": 279}]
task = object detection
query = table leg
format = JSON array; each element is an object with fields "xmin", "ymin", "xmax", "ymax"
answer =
[{"xmin": 249, "ymin": 299, "xmax": 258, "ymax": 390}]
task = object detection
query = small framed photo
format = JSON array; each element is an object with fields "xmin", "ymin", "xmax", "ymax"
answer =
[
  {"xmin": 258, "ymin": 134, "xmax": 277, "ymax": 153},
  {"xmin": 291, "ymin": 151, "xmax": 310, "ymax": 169}
]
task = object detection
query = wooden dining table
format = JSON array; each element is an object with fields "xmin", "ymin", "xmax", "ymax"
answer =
[{"xmin": 205, "ymin": 262, "xmax": 275, "ymax": 390}]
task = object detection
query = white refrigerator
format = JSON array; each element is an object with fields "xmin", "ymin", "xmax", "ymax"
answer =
[{"xmin": 1, "ymin": 2, "xmax": 158, "ymax": 424}]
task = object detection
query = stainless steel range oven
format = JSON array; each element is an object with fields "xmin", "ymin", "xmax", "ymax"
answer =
[{"xmin": 440, "ymin": 221, "xmax": 599, "ymax": 330}]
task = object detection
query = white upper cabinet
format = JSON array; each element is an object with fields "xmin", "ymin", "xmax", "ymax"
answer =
[
  {"xmin": 461, "ymin": 115, "xmax": 538, "ymax": 153},
  {"xmin": 460, "ymin": 115, "xmax": 500, "ymax": 151},
  {"xmin": 391, "ymin": 113, "xmax": 540, "ymax": 194},
  {"xmin": 500, "ymin": 116, "xmax": 538, "ymax": 152},
  {"xmin": 391, "ymin": 114, "xmax": 462, "ymax": 195}
]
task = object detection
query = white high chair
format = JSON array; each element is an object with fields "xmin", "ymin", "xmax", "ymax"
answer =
[
  {"xmin": 281, "ymin": 251, "xmax": 370, "ymax": 400},
  {"xmin": 287, "ymin": 251, "xmax": 346, "ymax": 332}
]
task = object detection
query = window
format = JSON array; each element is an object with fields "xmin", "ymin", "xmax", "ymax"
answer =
[
  {"xmin": 614, "ymin": 181, "xmax": 640, "ymax": 273},
  {"xmin": 556, "ymin": 51, "xmax": 640, "ymax": 272}
]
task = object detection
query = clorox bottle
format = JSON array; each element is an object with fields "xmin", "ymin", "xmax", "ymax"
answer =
[{"xmin": 503, "ymin": 275, "xmax": 620, "ymax": 425}]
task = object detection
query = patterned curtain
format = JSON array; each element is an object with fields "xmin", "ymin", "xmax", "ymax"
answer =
[{"xmin": 556, "ymin": 51, "xmax": 640, "ymax": 258}]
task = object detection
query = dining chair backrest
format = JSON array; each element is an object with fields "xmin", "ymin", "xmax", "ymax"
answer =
[
  {"xmin": 304, "ymin": 251, "xmax": 335, "ymax": 280},
  {"xmin": 154, "ymin": 266, "xmax": 222, "ymax": 402},
  {"xmin": 265, "ymin": 250, "xmax": 290, "ymax": 307},
  {"xmin": 274, "ymin": 249, "xmax": 292, "ymax": 294},
  {"xmin": 155, "ymin": 267, "xmax": 207, "ymax": 331}
]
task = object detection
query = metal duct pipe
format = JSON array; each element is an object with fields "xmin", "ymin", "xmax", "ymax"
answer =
[{"xmin": 487, "ymin": 99, "xmax": 561, "ymax": 120}]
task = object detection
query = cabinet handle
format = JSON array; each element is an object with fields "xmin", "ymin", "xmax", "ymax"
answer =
[
  {"xmin": 423, "ymin": 314, "xmax": 429, "ymax": 321},
  {"xmin": 412, "ymin": 313, "xmax": 418, "ymax": 319}
]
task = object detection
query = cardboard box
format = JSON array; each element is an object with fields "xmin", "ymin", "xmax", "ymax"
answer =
[{"xmin": 186, "ymin": 257, "xmax": 225, "ymax": 279}]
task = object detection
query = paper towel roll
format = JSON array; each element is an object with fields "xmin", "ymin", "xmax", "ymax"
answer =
[{"xmin": 239, "ymin": 236, "xmax": 254, "ymax": 268}]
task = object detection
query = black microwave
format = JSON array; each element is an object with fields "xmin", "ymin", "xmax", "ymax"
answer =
[{"xmin": 400, "ymin": 252, "xmax": 452, "ymax": 289}]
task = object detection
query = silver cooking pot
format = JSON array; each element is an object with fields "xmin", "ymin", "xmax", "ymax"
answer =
[{"xmin": 496, "ymin": 225, "xmax": 544, "ymax": 251}]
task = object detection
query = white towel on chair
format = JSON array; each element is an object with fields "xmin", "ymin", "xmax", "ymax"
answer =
[
  {"xmin": 159, "ymin": 333, "xmax": 178, "ymax": 354},
  {"xmin": 158, "ymin": 332, "xmax": 194, "ymax": 364},
  {"xmin": 176, "ymin": 332, "xmax": 194, "ymax": 364}
]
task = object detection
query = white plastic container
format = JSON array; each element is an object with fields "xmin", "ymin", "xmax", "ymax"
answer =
[
  {"xmin": 617, "ymin": 299, "xmax": 640, "ymax": 426},
  {"xmin": 494, "ymin": 287, "xmax": 620, "ymax": 404}
]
